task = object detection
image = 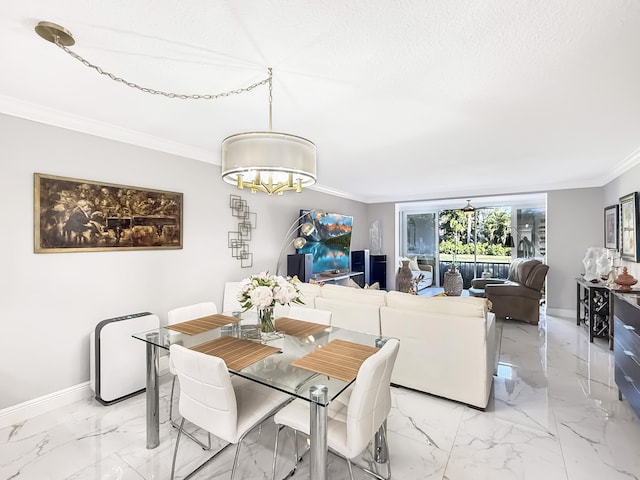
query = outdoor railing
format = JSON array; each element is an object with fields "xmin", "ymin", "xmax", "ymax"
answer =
[{"xmin": 438, "ymin": 260, "xmax": 510, "ymax": 289}]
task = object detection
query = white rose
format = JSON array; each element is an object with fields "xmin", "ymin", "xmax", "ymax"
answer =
[
  {"xmin": 274, "ymin": 282, "xmax": 298, "ymax": 304},
  {"xmin": 249, "ymin": 285, "xmax": 274, "ymax": 310}
]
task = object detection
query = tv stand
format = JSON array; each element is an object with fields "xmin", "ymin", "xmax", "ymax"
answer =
[{"xmin": 314, "ymin": 271, "xmax": 364, "ymax": 286}]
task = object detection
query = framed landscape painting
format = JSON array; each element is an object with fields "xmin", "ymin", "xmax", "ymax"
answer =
[
  {"xmin": 619, "ymin": 192, "xmax": 639, "ymax": 262},
  {"xmin": 604, "ymin": 204, "xmax": 619, "ymax": 250},
  {"xmin": 35, "ymin": 173, "xmax": 183, "ymax": 253}
]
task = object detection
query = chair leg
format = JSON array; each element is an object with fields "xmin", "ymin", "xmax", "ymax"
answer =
[
  {"xmin": 170, "ymin": 418, "xmax": 186, "ymax": 480},
  {"xmin": 346, "ymin": 459, "xmax": 355, "ymax": 480},
  {"xmin": 272, "ymin": 426, "xmax": 307, "ymax": 480},
  {"xmin": 272, "ymin": 424, "xmax": 282, "ymax": 480},
  {"xmin": 170, "ymin": 375, "xmax": 212, "ymax": 450},
  {"xmin": 230, "ymin": 442, "xmax": 242, "ymax": 480},
  {"xmin": 169, "ymin": 375, "xmax": 177, "ymax": 425},
  {"xmin": 358, "ymin": 424, "xmax": 392, "ymax": 480}
]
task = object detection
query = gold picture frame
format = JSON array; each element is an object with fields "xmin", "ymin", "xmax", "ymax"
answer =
[{"xmin": 34, "ymin": 173, "xmax": 183, "ymax": 253}]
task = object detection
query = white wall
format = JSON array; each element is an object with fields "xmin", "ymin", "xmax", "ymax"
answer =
[
  {"xmin": 546, "ymin": 188, "xmax": 603, "ymax": 315},
  {"xmin": 0, "ymin": 113, "xmax": 367, "ymax": 409},
  {"xmin": 604, "ymin": 161, "xmax": 640, "ymax": 280},
  {"xmin": 547, "ymin": 173, "xmax": 640, "ymax": 315},
  {"xmin": 367, "ymin": 202, "xmax": 397, "ymax": 289}
]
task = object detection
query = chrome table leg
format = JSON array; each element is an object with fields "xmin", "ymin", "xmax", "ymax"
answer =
[
  {"xmin": 146, "ymin": 332, "xmax": 159, "ymax": 449},
  {"xmin": 374, "ymin": 420, "xmax": 388, "ymax": 463},
  {"xmin": 310, "ymin": 385, "xmax": 328, "ymax": 480}
]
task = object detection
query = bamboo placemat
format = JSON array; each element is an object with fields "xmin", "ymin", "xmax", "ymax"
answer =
[
  {"xmin": 275, "ymin": 317, "xmax": 328, "ymax": 338},
  {"xmin": 166, "ymin": 314, "xmax": 240, "ymax": 335},
  {"xmin": 291, "ymin": 339, "xmax": 379, "ymax": 382},
  {"xmin": 190, "ymin": 336, "xmax": 281, "ymax": 371}
]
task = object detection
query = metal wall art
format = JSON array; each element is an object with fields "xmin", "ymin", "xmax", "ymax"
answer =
[
  {"xmin": 228, "ymin": 195, "xmax": 256, "ymax": 268},
  {"xmin": 35, "ymin": 173, "xmax": 182, "ymax": 253}
]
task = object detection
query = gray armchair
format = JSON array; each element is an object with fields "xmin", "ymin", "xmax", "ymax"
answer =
[{"xmin": 483, "ymin": 258, "xmax": 549, "ymax": 325}]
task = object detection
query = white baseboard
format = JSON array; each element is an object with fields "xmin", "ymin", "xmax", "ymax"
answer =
[
  {"xmin": 546, "ymin": 307, "xmax": 574, "ymax": 319},
  {"xmin": 0, "ymin": 357, "xmax": 170, "ymax": 430},
  {"xmin": 0, "ymin": 381, "xmax": 93, "ymax": 430}
]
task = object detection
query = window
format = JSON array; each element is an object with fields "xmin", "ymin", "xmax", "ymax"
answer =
[{"xmin": 398, "ymin": 194, "xmax": 546, "ymax": 288}]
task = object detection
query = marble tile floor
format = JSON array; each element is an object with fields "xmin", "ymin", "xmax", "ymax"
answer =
[{"xmin": 2, "ymin": 312, "xmax": 640, "ymax": 480}]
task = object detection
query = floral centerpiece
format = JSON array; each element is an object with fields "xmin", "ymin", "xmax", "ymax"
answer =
[{"xmin": 237, "ymin": 272, "xmax": 303, "ymax": 333}]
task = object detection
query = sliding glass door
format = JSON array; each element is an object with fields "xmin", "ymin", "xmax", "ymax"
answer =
[
  {"xmin": 399, "ymin": 211, "xmax": 438, "ymax": 279},
  {"xmin": 398, "ymin": 194, "xmax": 546, "ymax": 289}
]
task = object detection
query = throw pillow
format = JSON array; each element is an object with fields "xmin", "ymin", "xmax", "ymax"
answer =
[
  {"xmin": 347, "ymin": 278, "xmax": 362, "ymax": 289},
  {"xmin": 399, "ymin": 257, "xmax": 419, "ymax": 271},
  {"xmin": 364, "ymin": 282, "xmax": 380, "ymax": 290},
  {"xmin": 407, "ymin": 256, "xmax": 420, "ymax": 271}
]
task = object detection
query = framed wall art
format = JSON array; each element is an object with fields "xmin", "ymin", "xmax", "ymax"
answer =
[
  {"xmin": 619, "ymin": 192, "xmax": 639, "ymax": 262},
  {"xmin": 35, "ymin": 173, "xmax": 183, "ymax": 253},
  {"xmin": 604, "ymin": 204, "xmax": 619, "ymax": 250}
]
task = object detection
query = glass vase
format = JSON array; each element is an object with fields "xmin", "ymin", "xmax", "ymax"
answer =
[{"xmin": 258, "ymin": 306, "xmax": 275, "ymax": 334}]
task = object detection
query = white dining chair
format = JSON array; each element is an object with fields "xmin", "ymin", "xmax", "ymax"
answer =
[
  {"xmin": 272, "ymin": 338, "xmax": 399, "ymax": 480},
  {"xmin": 223, "ymin": 282, "xmax": 246, "ymax": 313},
  {"xmin": 167, "ymin": 301, "xmax": 218, "ymax": 449},
  {"xmin": 287, "ymin": 305, "xmax": 332, "ymax": 325},
  {"xmin": 169, "ymin": 344, "xmax": 290, "ymax": 480}
]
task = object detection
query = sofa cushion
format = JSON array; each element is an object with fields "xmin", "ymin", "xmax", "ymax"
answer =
[
  {"xmin": 385, "ymin": 291, "xmax": 488, "ymax": 318},
  {"xmin": 400, "ymin": 256, "xmax": 420, "ymax": 271},
  {"xmin": 315, "ymin": 297, "xmax": 381, "ymax": 334},
  {"xmin": 320, "ymin": 283, "xmax": 387, "ymax": 305},
  {"xmin": 296, "ymin": 282, "xmax": 323, "ymax": 307}
]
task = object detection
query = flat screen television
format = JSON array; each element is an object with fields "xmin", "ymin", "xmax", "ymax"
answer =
[{"xmin": 296, "ymin": 210, "xmax": 353, "ymax": 273}]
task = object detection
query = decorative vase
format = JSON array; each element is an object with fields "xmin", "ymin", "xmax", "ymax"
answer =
[
  {"xmin": 396, "ymin": 260, "xmax": 413, "ymax": 293},
  {"xmin": 615, "ymin": 267, "xmax": 638, "ymax": 292},
  {"xmin": 258, "ymin": 306, "xmax": 275, "ymax": 334},
  {"xmin": 444, "ymin": 270, "xmax": 463, "ymax": 296}
]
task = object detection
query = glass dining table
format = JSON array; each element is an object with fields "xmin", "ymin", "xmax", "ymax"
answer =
[{"xmin": 132, "ymin": 314, "xmax": 387, "ymax": 480}]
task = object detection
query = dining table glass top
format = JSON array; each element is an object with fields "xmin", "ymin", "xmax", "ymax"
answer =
[{"xmin": 132, "ymin": 315, "xmax": 385, "ymax": 407}]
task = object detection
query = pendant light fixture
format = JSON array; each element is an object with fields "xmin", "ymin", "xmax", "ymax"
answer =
[
  {"xmin": 220, "ymin": 69, "xmax": 317, "ymax": 195},
  {"xmin": 34, "ymin": 22, "xmax": 317, "ymax": 196}
]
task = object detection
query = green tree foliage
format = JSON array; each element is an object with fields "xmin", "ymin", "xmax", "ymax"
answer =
[
  {"xmin": 439, "ymin": 209, "xmax": 467, "ymax": 242},
  {"xmin": 438, "ymin": 207, "xmax": 511, "ymax": 257},
  {"xmin": 481, "ymin": 209, "xmax": 511, "ymax": 244}
]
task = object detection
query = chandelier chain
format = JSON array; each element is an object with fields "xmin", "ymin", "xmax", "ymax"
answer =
[
  {"xmin": 267, "ymin": 67, "xmax": 273, "ymax": 131},
  {"xmin": 54, "ymin": 37, "xmax": 271, "ymax": 100}
]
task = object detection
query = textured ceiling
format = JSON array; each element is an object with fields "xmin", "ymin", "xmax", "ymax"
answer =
[{"xmin": 2, "ymin": 0, "xmax": 640, "ymax": 203}]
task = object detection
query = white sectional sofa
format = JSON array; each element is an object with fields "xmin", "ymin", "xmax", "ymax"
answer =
[{"xmin": 286, "ymin": 282, "xmax": 496, "ymax": 409}]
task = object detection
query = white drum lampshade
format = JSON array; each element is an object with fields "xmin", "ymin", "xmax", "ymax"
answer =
[{"xmin": 221, "ymin": 132, "xmax": 317, "ymax": 195}]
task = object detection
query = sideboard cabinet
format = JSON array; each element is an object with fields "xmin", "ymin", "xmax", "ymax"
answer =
[{"xmin": 613, "ymin": 293, "xmax": 640, "ymax": 419}]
